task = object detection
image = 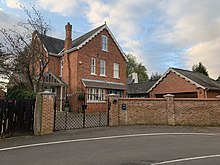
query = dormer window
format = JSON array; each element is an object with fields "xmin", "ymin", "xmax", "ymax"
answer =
[{"xmin": 102, "ymin": 35, "xmax": 108, "ymax": 51}]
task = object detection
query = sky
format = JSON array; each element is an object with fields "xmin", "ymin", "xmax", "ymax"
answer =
[{"xmin": 0, "ymin": 0, "xmax": 220, "ymax": 79}]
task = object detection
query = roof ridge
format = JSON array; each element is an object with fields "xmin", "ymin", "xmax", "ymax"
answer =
[
  {"xmin": 38, "ymin": 33, "xmax": 64, "ymax": 42},
  {"xmin": 72, "ymin": 24, "xmax": 105, "ymax": 43}
]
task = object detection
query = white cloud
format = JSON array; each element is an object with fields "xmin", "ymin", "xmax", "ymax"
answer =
[
  {"xmin": 5, "ymin": 0, "xmax": 21, "ymax": 9},
  {"xmin": 84, "ymin": 0, "xmax": 155, "ymax": 62},
  {"xmin": 37, "ymin": 0, "xmax": 82, "ymax": 16},
  {"xmin": 186, "ymin": 38, "xmax": 220, "ymax": 79},
  {"xmin": 3, "ymin": 0, "xmax": 219, "ymax": 78},
  {"xmin": 154, "ymin": 0, "xmax": 220, "ymax": 78}
]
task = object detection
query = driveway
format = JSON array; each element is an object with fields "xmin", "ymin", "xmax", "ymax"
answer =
[{"xmin": 1, "ymin": 125, "xmax": 220, "ymax": 165}]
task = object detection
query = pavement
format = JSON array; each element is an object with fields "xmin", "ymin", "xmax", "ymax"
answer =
[{"xmin": 1, "ymin": 125, "xmax": 220, "ymax": 165}]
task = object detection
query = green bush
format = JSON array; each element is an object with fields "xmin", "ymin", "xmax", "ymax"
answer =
[{"xmin": 7, "ymin": 86, "xmax": 36, "ymax": 99}]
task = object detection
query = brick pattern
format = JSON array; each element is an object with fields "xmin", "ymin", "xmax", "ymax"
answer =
[
  {"xmin": 150, "ymin": 71, "xmax": 220, "ymax": 98},
  {"xmin": 150, "ymin": 72, "xmax": 199, "ymax": 97},
  {"xmin": 118, "ymin": 98, "xmax": 168, "ymax": 125},
  {"xmin": 61, "ymin": 29, "xmax": 127, "ymax": 112},
  {"xmin": 77, "ymin": 29, "xmax": 127, "ymax": 88},
  {"xmin": 34, "ymin": 93, "xmax": 55, "ymax": 135},
  {"xmin": 108, "ymin": 96, "xmax": 120, "ymax": 126},
  {"xmin": 48, "ymin": 56, "xmax": 61, "ymax": 76},
  {"xmin": 41, "ymin": 94, "xmax": 55, "ymax": 134},
  {"xmin": 109, "ymin": 96, "xmax": 220, "ymax": 126},
  {"xmin": 174, "ymin": 99, "xmax": 220, "ymax": 126}
]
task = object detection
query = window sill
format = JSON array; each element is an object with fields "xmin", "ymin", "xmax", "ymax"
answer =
[
  {"xmin": 87, "ymin": 101, "xmax": 106, "ymax": 104},
  {"xmin": 90, "ymin": 73, "xmax": 97, "ymax": 76},
  {"xmin": 102, "ymin": 49, "xmax": 109, "ymax": 52},
  {"xmin": 100, "ymin": 74, "xmax": 107, "ymax": 77},
  {"xmin": 114, "ymin": 77, "xmax": 120, "ymax": 80}
]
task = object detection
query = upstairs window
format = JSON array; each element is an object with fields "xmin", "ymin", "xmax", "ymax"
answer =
[
  {"xmin": 91, "ymin": 58, "xmax": 96, "ymax": 75},
  {"xmin": 113, "ymin": 63, "xmax": 119, "ymax": 79},
  {"xmin": 100, "ymin": 59, "xmax": 106, "ymax": 76},
  {"xmin": 102, "ymin": 35, "xmax": 108, "ymax": 51}
]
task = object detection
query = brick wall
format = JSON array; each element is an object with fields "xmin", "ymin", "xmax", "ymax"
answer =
[
  {"xmin": 77, "ymin": 29, "xmax": 127, "ymax": 89},
  {"xmin": 48, "ymin": 56, "xmax": 61, "ymax": 76},
  {"xmin": 174, "ymin": 98, "xmax": 220, "ymax": 126},
  {"xmin": 34, "ymin": 92, "xmax": 55, "ymax": 135},
  {"xmin": 150, "ymin": 72, "xmax": 201, "ymax": 98},
  {"xmin": 108, "ymin": 95, "xmax": 220, "ymax": 126},
  {"xmin": 61, "ymin": 28, "xmax": 127, "ymax": 112}
]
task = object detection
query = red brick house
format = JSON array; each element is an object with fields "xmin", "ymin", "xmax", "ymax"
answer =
[
  {"xmin": 34, "ymin": 23, "xmax": 127, "ymax": 112},
  {"xmin": 148, "ymin": 68, "xmax": 220, "ymax": 98}
]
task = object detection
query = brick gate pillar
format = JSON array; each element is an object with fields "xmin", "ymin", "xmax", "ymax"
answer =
[
  {"xmin": 107, "ymin": 94, "xmax": 120, "ymax": 126},
  {"xmin": 164, "ymin": 94, "xmax": 175, "ymax": 126},
  {"xmin": 34, "ymin": 91, "xmax": 55, "ymax": 135}
]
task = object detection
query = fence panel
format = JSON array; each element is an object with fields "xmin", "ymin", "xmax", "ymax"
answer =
[{"xmin": 0, "ymin": 99, "xmax": 35, "ymax": 138}]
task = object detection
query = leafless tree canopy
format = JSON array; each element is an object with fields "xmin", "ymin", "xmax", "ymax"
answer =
[{"xmin": 0, "ymin": 4, "xmax": 51, "ymax": 92}]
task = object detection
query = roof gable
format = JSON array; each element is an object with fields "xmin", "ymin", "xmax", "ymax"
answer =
[
  {"xmin": 61, "ymin": 24, "xmax": 128, "ymax": 62},
  {"xmin": 35, "ymin": 24, "xmax": 127, "ymax": 61},
  {"xmin": 147, "ymin": 67, "xmax": 220, "ymax": 93}
]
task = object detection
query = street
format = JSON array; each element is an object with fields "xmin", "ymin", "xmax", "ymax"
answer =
[{"xmin": 1, "ymin": 125, "xmax": 220, "ymax": 165}]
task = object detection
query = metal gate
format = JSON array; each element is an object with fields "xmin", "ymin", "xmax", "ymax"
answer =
[
  {"xmin": 0, "ymin": 99, "xmax": 35, "ymax": 138},
  {"xmin": 54, "ymin": 94, "xmax": 110, "ymax": 131}
]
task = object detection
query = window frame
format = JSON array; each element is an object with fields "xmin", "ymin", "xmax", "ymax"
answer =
[
  {"xmin": 100, "ymin": 59, "xmax": 106, "ymax": 76},
  {"xmin": 102, "ymin": 35, "xmax": 108, "ymax": 51},
  {"xmin": 113, "ymin": 63, "xmax": 119, "ymax": 79},
  {"xmin": 91, "ymin": 58, "xmax": 96, "ymax": 75},
  {"xmin": 87, "ymin": 88, "xmax": 106, "ymax": 103}
]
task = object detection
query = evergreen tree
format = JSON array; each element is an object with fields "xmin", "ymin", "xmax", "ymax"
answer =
[
  {"xmin": 192, "ymin": 62, "xmax": 209, "ymax": 76},
  {"xmin": 150, "ymin": 72, "xmax": 161, "ymax": 81}
]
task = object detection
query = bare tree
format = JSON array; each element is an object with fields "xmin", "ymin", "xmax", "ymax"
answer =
[{"xmin": 0, "ymin": 4, "xmax": 51, "ymax": 92}]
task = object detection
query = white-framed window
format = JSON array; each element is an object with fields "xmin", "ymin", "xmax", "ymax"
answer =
[
  {"xmin": 91, "ymin": 58, "xmax": 96, "ymax": 75},
  {"xmin": 107, "ymin": 89, "xmax": 123, "ymax": 97},
  {"xmin": 100, "ymin": 59, "xmax": 106, "ymax": 76},
  {"xmin": 113, "ymin": 63, "xmax": 119, "ymax": 78},
  {"xmin": 60, "ymin": 57, "xmax": 63, "ymax": 77},
  {"xmin": 87, "ymin": 88, "xmax": 106, "ymax": 102},
  {"xmin": 102, "ymin": 35, "xmax": 108, "ymax": 51}
]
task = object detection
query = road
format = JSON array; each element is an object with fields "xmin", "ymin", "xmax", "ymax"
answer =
[{"xmin": 1, "ymin": 125, "xmax": 220, "ymax": 165}]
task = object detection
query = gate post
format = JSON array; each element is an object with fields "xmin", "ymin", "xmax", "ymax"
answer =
[
  {"xmin": 34, "ymin": 91, "xmax": 55, "ymax": 135},
  {"xmin": 164, "ymin": 94, "xmax": 175, "ymax": 126},
  {"xmin": 107, "ymin": 94, "xmax": 120, "ymax": 126}
]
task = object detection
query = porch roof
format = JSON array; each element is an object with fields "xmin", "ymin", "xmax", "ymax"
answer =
[
  {"xmin": 82, "ymin": 79, "xmax": 126, "ymax": 90},
  {"xmin": 44, "ymin": 72, "xmax": 67, "ymax": 87}
]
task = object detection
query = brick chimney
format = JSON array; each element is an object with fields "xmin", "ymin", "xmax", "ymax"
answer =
[
  {"xmin": 62, "ymin": 22, "xmax": 72, "ymax": 95},
  {"xmin": 65, "ymin": 22, "xmax": 72, "ymax": 51}
]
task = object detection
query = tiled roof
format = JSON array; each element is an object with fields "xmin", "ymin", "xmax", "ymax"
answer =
[
  {"xmin": 127, "ymin": 81, "xmax": 156, "ymax": 94},
  {"xmin": 171, "ymin": 68, "xmax": 220, "ymax": 90},
  {"xmin": 82, "ymin": 79, "xmax": 126, "ymax": 90},
  {"xmin": 35, "ymin": 24, "xmax": 127, "ymax": 62},
  {"xmin": 148, "ymin": 67, "xmax": 220, "ymax": 92},
  {"xmin": 37, "ymin": 33, "xmax": 64, "ymax": 55},
  {"xmin": 71, "ymin": 24, "xmax": 106, "ymax": 49}
]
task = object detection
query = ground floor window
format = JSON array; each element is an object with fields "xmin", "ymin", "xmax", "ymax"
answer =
[
  {"xmin": 87, "ymin": 88, "xmax": 105, "ymax": 102},
  {"xmin": 107, "ymin": 90, "xmax": 123, "ymax": 97}
]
